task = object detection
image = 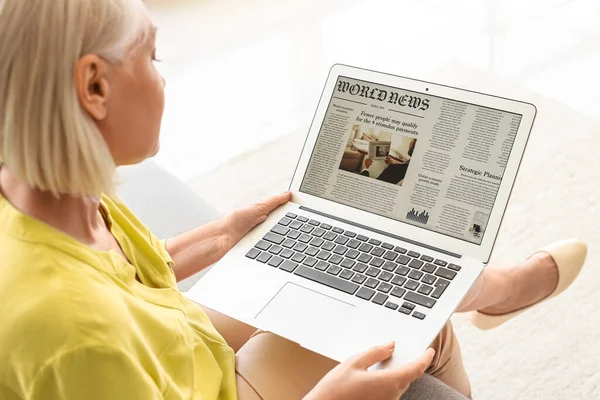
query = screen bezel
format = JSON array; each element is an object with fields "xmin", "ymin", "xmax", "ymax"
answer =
[{"xmin": 289, "ymin": 64, "xmax": 536, "ymax": 263}]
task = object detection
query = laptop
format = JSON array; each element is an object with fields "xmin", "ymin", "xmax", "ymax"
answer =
[{"xmin": 186, "ymin": 64, "xmax": 536, "ymax": 367}]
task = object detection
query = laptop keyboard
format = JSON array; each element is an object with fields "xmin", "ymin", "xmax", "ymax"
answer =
[{"xmin": 245, "ymin": 213, "xmax": 462, "ymax": 321}]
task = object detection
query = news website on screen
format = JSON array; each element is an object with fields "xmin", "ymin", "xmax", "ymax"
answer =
[{"xmin": 300, "ymin": 76, "xmax": 523, "ymax": 244}]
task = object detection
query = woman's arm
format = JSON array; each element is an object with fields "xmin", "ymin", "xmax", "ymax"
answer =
[{"xmin": 165, "ymin": 192, "xmax": 291, "ymax": 282}]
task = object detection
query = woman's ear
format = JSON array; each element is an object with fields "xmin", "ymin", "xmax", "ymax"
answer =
[{"xmin": 75, "ymin": 54, "xmax": 110, "ymax": 121}]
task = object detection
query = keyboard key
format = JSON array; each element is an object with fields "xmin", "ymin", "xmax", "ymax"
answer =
[
  {"xmin": 333, "ymin": 245, "xmax": 348, "ymax": 255},
  {"xmin": 434, "ymin": 259, "xmax": 448, "ymax": 266},
  {"xmin": 322, "ymin": 242, "xmax": 335, "ymax": 251},
  {"xmin": 315, "ymin": 261, "xmax": 329, "ymax": 271},
  {"xmin": 257, "ymin": 252, "xmax": 272, "ymax": 263},
  {"xmin": 292, "ymin": 253, "xmax": 306, "ymax": 263},
  {"xmin": 323, "ymin": 232, "xmax": 337, "ymax": 241},
  {"xmin": 332, "ymin": 227, "xmax": 344, "ymax": 234},
  {"xmin": 278, "ymin": 217, "xmax": 292, "ymax": 226},
  {"xmin": 271, "ymin": 225, "xmax": 290, "ymax": 236},
  {"xmin": 352, "ymin": 263, "xmax": 368, "ymax": 273},
  {"xmin": 312, "ymin": 228, "xmax": 326, "ymax": 238},
  {"xmin": 347, "ymin": 239, "xmax": 361, "ymax": 249},
  {"xmin": 422, "ymin": 263, "xmax": 436, "ymax": 273},
  {"xmin": 285, "ymin": 212, "xmax": 297, "ymax": 219},
  {"xmin": 305, "ymin": 247, "xmax": 319, "ymax": 257},
  {"xmin": 448, "ymin": 263, "xmax": 462, "ymax": 271},
  {"xmin": 357, "ymin": 253, "xmax": 372, "ymax": 263},
  {"xmin": 434, "ymin": 267, "xmax": 457, "ymax": 280},
  {"xmin": 408, "ymin": 270, "xmax": 424, "ymax": 280},
  {"xmin": 407, "ymin": 251, "xmax": 420, "ymax": 258},
  {"xmin": 409, "ymin": 259, "xmax": 424, "ymax": 269},
  {"xmin": 404, "ymin": 292, "xmax": 436, "ymax": 308},
  {"xmin": 435, "ymin": 278, "xmax": 450, "ymax": 288},
  {"xmin": 404, "ymin": 280, "xmax": 419, "ymax": 291},
  {"xmin": 368, "ymin": 239, "xmax": 382, "ymax": 246},
  {"xmin": 391, "ymin": 286, "xmax": 406, "ymax": 298},
  {"xmin": 397, "ymin": 255, "xmax": 411, "ymax": 265},
  {"xmin": 330, "ymin": 255, "xmax": 344, "ymax": 265},
  {"xmin": 431, "ymin": 285, "xmax": 447, "ymax": 299},
  {"xmin": 382, "ymin": 261, "xmax": 397, "ymax": 272},
  {"xmin": 379, "ymin": 271, "xmax": 393, "ymax": 282},
  {"xmin": 356, "ymin": 287, "xmax": 375, "ymax": 300},
  {"xmin": 308, "ymin": 219, "xmax": 320, "ymax": 226},
  {"xmin": 385, "ymin": 302, "xmax": 399, "ymax": 310},
  {"xmin": 255, "ymin": 240, "xmax": 271, "ymax": 251},
  {"xmin": 394, "ymin": 246, "xmax": 407, "ymax": 254},
  {"xmin": 351, "ymin": 274, "xmax": 367, "ymax": 284},
  {"xmin": 346, "ymin": 249, "xmax": 360, "ymax": 259},
  {"xmin": 280, "ymin": 260, "xmax": 298, "ymax": 272},
  {"xmin": 417, "ymin": 284, "xmax": 433, "ymax": 295},
  {"xmin": 297, "ymin": 216, "xmax": 309, "ymax": 222},
  {"xmin": 421, "ymin": 274, "xmax": 436, "ymax": 285},
  {"xmin": 383, "ymin": 251, "xmax": 399, "ymax": 261},
  {"xmin": 369, "ymin": 257, "xmax": 384, "ymax": 268},
  {"xmin": 420, "ymin": 255, "xmax": 434, "ymax": 262},
  {"xmin": 287, "ymin": 230, "xmax": 301, "ymax": 240},
  {"xmin": 294, "ymin": 243, "xmax": 308, "ymax": 252},
  {"xmin": 300, "ymin": 224, "xmax": 314, "ymax": 234},
  {"xmin": 281, "ymin": 249, "xmax": 294, "ymax": 259},
  {"xmin": 317, "ymin": 250, "xmax": 332, "ymax": 260},
  {"xmin": 402, "ymin": 302, "xmax": 415, "ymax": 310},
  {"xmin": 320, "ymin": 223, "xmax": 332, "ymax": 230},
  {"xmin": 289, "ymin": 221, "xmax": 303, "ymax": 230},
  {"xmin": 372, "ymin": 293, "xmax": 388, "ymax": 305},
  {"xmin": 246, "ymin": 248, "xmax": 261, "ymax": 259},
  {"xmin": 339, "ymin": 269, "xmax": 354, "ymax": 280},
  {"xmin": 356, "ymin": 234, "xmax": 369, "ymax": 241},
  {"xmin": 268, "ymin": 245, "xmax": 283, "ymax": 255},
  {"xmin": 412, "ymin": 311, "xmax": 426, "ymax": 320},
  {"xmin": 303, "ymin": 257, "xmax": 318, "ymax": 267},
  {"xmin": 282, "ymin": 239, "xmax": 296, "ymax": 249},
  {"xmin": 365, "ymin": 278, "xmax": 379, "ymax": 289},
  {"xmin": 294, "ymin": 266, "xmax": 359, "ymax": 295},
  {"xmin": 299, "ymin": 234, "xmax": 312, "ymax": 243},
  {"xmin": 334, "ymin": 236, "xmax": 349, "ymax": 245},
  {"xmin": 381, "ymin": 242, "xmax": 394, "ymax": 250},
  {"xmin": 395, "ymin": 266, "xmax": 410, "ymax": 276},
  {"xmin": 359, "ymin": 243, "xmax": 374, "ymax": 253},
  {"xmin": 371, "ymin": 247, "xmax": 385, "ymax": 257},
  {"xmin": 377, "ymin": 283, "xmax": 392, "ymax": 293},
  {"xmin": 391, "ymin": 275, "xmax": 407, "ymax": 286},
  {"xmin": 343, "ymin": 231, "xmax": 357, "ymax": 238},
  {"xmin": 268, "ymin": 256, "xmax": 284, "ymax": 267},
  {"xmin": 366, "ymin": 267, "xmax": 380, "ymax": 277},
  {"xmin": 327, "ymin": 265, "xmax": 342, "ymax": 276},
  {"xmin": 341, "ymin": 259, "xmax": 355, "ymax": 269},
  {"xmin": 398, "ymin": 307, "xmax": 412, "ymax": 315},
  {"xmin": 309, "ymin": 237, "xmax": 324, "ymax": 247}
]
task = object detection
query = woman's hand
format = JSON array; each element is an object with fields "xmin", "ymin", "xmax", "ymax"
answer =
[
  {"xmin": 305, "ymin": 343, "xmax": 434, "ymax": 400},
  {"xmin": 223, "ymin": 191, "xmax": 291, "ymax": 250}
]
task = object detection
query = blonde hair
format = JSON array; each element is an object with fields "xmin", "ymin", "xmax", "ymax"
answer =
[{"xmin": 0, "ymin": 0, "xmax": 153, "ymax": 196}]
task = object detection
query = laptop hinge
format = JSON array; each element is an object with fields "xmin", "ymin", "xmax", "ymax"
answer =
[{"xmin": 300, "ymin": 206, "xmax": 462, "ymax": 259}]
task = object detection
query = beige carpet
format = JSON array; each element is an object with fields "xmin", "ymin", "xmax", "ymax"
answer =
[{"xmin": 188, "ymin": 63, "xmax": 600, "ymax": 399}]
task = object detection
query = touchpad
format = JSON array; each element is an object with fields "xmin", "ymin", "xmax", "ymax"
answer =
[{"xmin": 256, "ymin": 283, "xmax": 355, "ymax": 347}]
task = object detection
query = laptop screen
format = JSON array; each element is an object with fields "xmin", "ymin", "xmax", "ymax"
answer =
[{"xmin": 299, "ymin": 76, "xmax": 523, "ymax": 245}]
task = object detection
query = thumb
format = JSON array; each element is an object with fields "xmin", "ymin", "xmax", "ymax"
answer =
[
  {"xmin": 379, "ymin": 348, "xmax": 435, "ymax": 384},
  {"xmin": 350, "ymin": 341, "xmax": 395, "ymax": 369},
  {"xmin": 255, "ymin": 191, "xmax": 291, "ymax": 214}
]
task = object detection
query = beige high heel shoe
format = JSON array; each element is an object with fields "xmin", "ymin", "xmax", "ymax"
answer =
[{"xmin": 469, "ymin": 239, "xmax": 588, "ymax": 330}]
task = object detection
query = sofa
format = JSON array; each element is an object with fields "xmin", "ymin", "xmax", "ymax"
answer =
[{"xmin": 117, "ymin": 159, "xmax": 467, "ymax": 400}]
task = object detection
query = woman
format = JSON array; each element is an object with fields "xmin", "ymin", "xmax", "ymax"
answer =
[{"xmin": 0, "ymin": 1, "xmax": 587, "ymax": 399}]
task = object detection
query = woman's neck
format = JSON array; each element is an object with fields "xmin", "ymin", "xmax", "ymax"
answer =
[{"xmin": 0, "ymin": 166, "xmax": 105, "ymax": 245}]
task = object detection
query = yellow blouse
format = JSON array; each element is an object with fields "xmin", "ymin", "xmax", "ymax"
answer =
[{"xmin": 0, "ymin": 194, "xmax": 237, "ymax": 399}]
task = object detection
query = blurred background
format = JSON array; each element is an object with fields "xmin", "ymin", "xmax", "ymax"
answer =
[{"xmin": 144, "ymin": 1, "xmax": 600, "ymax": 398}]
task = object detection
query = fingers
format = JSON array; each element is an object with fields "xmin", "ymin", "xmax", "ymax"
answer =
[
  {"xmin": 378, "ymin": 348, "xmax": 435, "ymax": 384},
  {"xmin": 350, "ymin": 341, "xmax": 395, "ymax": 369},
  {"xmin": 254, "ymin": 191, "xmax": 291, "ymax": 215}
]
